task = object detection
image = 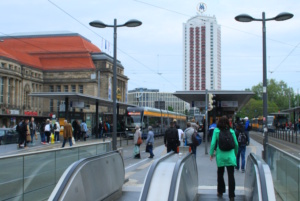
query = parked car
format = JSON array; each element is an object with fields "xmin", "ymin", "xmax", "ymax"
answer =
[{"xmin": 0, "ymin": 128, "xmax": 19, "ymax": 145}]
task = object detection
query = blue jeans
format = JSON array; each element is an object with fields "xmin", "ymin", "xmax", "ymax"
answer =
[
  {"xmin": 236, "ymin": 146, "xmax": 246, "ymax": 170},
  {"xmin": 54, "ymin": 131, "xmax": 60, "ymax": 141},
  {"xmin": 99, "ymin": 129, "xmax": 103, "ymax": 138},
  {"xmin": 62, "ymin": 138, "xmax": 72, "ymax": 147},
  {"xmin": 40, "ymin": 132, "xmax": 45, "ymax": 143},
  {"xmin": 30, "ymin": 130, "xmax": 35, "ymax": 143},
  {"xmin": 148, "ymin": 144, "xmax": 154, "ymax": 157}
]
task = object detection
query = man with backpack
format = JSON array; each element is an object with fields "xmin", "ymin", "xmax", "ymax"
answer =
[
  {"xmin": 164, "ymin": 122, "xmax": 180, "ymax": 153},
  {"xmin": 184, "ymin": 122, "xmax": 199, "ymax": 155},
  {"xmin": 235, "ymin": 121, "xmax": 249, "ymax": 173}
]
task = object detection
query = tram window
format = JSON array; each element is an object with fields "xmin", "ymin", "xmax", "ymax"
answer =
[{"xmin": 125, "ymin": 116, "xmax": 141, "ymax": 126}]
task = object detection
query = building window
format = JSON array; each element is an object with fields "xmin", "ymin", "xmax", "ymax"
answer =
[
  {"xmin": 49, "ymin": 85, "xmax": 54, "ymax": 92},
  {"xmin": 64, "ymin": 85, "xmax": 68, "ymax": 92},
  {"xmin": 7, "ymin": 79, "xmax": 10, "ymax": 104},
  {"xmin": 79, "ymin": 85, "xmax": 83, "ymax": 93},
  {"xmin": 71, "ymin": 85, "xmax": 76, "ymax": 92},
  {"xmin": 0, "ymin": 77, "xmax": 3, "ymax": 103},
  {"xmin": 56, "ymin": 85, "xmax": 61, "ymax": 92}
]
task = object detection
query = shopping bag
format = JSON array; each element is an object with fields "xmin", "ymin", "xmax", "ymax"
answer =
[
  {"xmin": 26, "ymin": 134, "xmax": 31, "ymax": 142},
  {"xmin": 133, "ymin": 145, "xmax": 140, "ymax": 155},
  {"xmin": 145, "ymin": 144, "xmax": 149, "ymax": 153},
  {"xmin": 137, "ymin": 137, "xmax": 143, "ymax": 145},
  {"xmin": 50, "ymin": 133, "xmax": 55, "ymax": 144},
  {"xmin": 72, "ymin": 137, "xmax": 76, "ymax": 145},
  {"xmin": 35, "ymin": 133, "xmax": 38, "ymax": 140}
]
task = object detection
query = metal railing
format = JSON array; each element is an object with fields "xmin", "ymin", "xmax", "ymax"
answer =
[
  {"xmin": 268, "ymin": 129, "xmax": 299, "ymax": 144},
  {"xmin": 266, "ymin": 144, "xmax": 300, "ymax": 201},
  {"xmin": 0, "ymin": 141, "xmax": 111, "ymax": 201}
]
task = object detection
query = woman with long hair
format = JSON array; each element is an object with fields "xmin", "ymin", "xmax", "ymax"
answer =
[{"xmin": 209, "ymin": 116, "xmax": 238, "ymax": 201}]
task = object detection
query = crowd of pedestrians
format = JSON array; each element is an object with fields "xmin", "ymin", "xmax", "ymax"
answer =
[{"xmin": 16, "ymin": 118, "xmax": 92, "ymax": 149}]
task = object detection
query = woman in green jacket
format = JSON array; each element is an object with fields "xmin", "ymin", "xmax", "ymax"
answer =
[{"xmin": 210, "ymin": 116, "xmax": 238, "ymax": 201}]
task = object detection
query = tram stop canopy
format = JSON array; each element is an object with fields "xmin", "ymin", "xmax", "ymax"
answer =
[{"xmin": 173, "ymin": 90, "xmax": 254, "ymax": 113}]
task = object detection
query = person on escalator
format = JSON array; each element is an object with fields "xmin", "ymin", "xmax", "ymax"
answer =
[{"xmin": 209, "ymin": 116, "xmax": 238, "ymax": 201}]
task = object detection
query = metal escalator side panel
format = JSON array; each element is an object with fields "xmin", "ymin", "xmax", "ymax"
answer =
[
  {"xmin": 139, "ymin": 152, "xmax": 175, "ymax": 201},
  {"xmin": 171, "ymin": 154, "xmax": 198, "ymax": 201},
  {"xmin": 49, "ymin": 151, "xmax": 124, "ymax": 201},
  {"xmin": 262, "ymin": 162, "xmax": 276, "ymax": 201},
  {"xmin": 244, "ymin": 159, "xmax": 263, "ymax": 201}
]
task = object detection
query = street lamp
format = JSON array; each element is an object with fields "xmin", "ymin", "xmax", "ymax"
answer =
[
  {"xmin": 90, "ymin": 19, "xmax": 142, "ymax": 150},
  {"xmin": 235, "ymin": 12, "xmax": 293, "ymax": 160}
]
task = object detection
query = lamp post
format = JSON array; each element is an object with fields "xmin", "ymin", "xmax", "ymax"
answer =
[
  {"xmin": 90, "ymin": 19, "xmax": 142, "ymax": 150},
  {"xmin": 235, "ymin": 12, "xmax": 293, "ymax": 160}
]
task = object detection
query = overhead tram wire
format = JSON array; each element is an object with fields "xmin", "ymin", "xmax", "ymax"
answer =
[
  {"xmin": 269, "ymin": 42, "xmax": 300, "ymax": 74},
  {"xmin": 47, "ymin": 0, "xmax": 180, "ymax": 89},
  {"xmin": 134, "ymin": 0, "xmax": 299, "ymax": 49}
]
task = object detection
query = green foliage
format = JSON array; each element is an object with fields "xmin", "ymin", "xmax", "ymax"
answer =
[
  {"xmin": 168, "ymin": 106, "xmax": 174, "ymax": 112},
  {"xmin": 250, "ymin": 79, "xmax": 295, "ymax": 111},
  {"xmin": 237, "ymin": 98, "xmax": 279, "ymax": 119}
]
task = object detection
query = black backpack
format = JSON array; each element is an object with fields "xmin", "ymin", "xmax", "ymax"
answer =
[
  {"xmin": 54, "ymin": 123, "xmax": 57, "ymax": 130},
  {"xmin": 238, "ymin": 132, "xmax": 247, "ymax": 145},
  {"xmin": 218, "ymin": 129, "xmax": 235, "ymax": 151}
]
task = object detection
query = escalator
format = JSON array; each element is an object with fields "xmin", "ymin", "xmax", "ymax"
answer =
[{"xmin": 140, "ymin": 151, "xmax": 275, "ymax": 201}]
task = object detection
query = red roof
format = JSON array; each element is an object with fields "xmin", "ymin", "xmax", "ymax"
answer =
[{"xmin": 0, "ymin": 34, "xmax": 101, "ymax": 70}]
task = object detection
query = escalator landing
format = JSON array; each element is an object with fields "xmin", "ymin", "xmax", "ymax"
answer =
[{"xmin": 197, "ymin": 194, "xmax": 245, "ymax": 201}]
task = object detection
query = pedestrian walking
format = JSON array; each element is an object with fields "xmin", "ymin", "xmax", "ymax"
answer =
[
  {"xmin": 17, "ymin": 119, "xmax": 24, "ymax": 148},
  {"xmin": 146, "ymin": 126, "xmax": 154, "ymax": 158},
  {"xmin": 53, "ymin": 119, "xmax": 60, "ymax": 143},
  {"xmin": 210, "ymin": 116, "xmax": 238, "ymax": 201},
  {"xmin": 80, "ymin": 120, "xmax": 88, "ymax": 141},
  {"xmin": 235, "ymin": 122, "xmax": 249, "ymax": 173},
  {"xmin": 164, "ymin": 121, "xmax": 180, "ymax": 153},
  {"xmin": 99, "ymin": 121, "xmax": 103, "ymax": 139},
  {"xmin": 40, "ymin": 120, "xmax": 46, "ymax": 144},
  {"xmin": 176, "ymin": 125, "xmax": 184, "ymax": 146},
  {"xmin": 184, "ymin": 122, "xmax": 197, "ymax": 155},
  {"xmin": 44, "ymin": 119, "xmax": 51, "ymax": 144},
  {"xmin": 133, "ymin": 125, "xmax": 142, "ymax": 159},
  {"xmin": 29, "ymin": 117, "xmax": 37, "ymax": 145},
  {"xmin": 62, "ymin": 120, "xmax": 73, "ymax": 148}
]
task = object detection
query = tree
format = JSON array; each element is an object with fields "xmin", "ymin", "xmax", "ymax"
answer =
[
  {"xmin": 237, "ymin": 98, "xmax": 279, "ymax": 119},
  {"xmin": 167, "ymin": 106, "xmax": 174, "ymax": 111},
  {"xmin": 251, "ymin": 79, "xmax": 294, "ymax": 111}
]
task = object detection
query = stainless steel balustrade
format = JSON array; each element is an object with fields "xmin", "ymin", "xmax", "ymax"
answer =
[
  {"xmin": 244, "ymin": 153, "xmax": 275, "ymax": 201},
  {"xmin": 267, "ymin": 144, "xmax": 300, "ymax": 201},
  {"xmin": 0, "ymin": 141, "xmax": 111, "ymax": 201},
  {"xmin": 49, "ymin": 150, "xmax": 124, "ymax": 201}
]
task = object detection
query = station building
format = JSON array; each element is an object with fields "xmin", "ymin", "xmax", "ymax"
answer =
[{"xmin": 0, "ymin": 32, "xmax": 128, "ymax": 127}]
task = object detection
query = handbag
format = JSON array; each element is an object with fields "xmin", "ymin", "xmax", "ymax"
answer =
[
  {"xmin": 26, "ymin": 134, "xmax": 31, "ymax": 142},
  {"xmin": 35, "ymin": 133, "xmax": 38, "ymax": 140},
  {"xmin": 137, "ymin": 137, "xmax": 143, "ymax": 145},
  {"xmin": 133, "ymin": 145, "xmax": 140, "ymax": 155}
]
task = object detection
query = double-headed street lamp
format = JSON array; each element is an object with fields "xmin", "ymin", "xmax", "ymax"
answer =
[
  {"xmin": 235, "ymin": 12, "xmax": 293, "ymax": 159},
  {"xmin": 90, "ymin": 19, "xmax": 142, "ymax": 150}
]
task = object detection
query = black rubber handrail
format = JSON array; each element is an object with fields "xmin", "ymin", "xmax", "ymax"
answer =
[
  {"xmin": 168, "ymin": 153, "xmax": 195, "ymax": 201},
  {"xmin": 52, "ymin": 150, "xmax": 121, "ymax": 201},
  {"xmin": 140, "ymin": 151, "xmax": 175, "ymax": 201},
  {"xmin": 249, "ymin": 153, "xmax": 268, "ymax": 201}
]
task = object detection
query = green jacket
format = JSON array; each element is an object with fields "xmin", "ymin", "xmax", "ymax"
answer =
[{"xmin": 209, "ymin": 128, "xmax": 238, "ymax": 167}]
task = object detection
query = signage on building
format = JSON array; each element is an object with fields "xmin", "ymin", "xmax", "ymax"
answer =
[
  {"xmin": 197, "ymin": 2, "xmax": 207, "ymax": 13},
  {"xmin": 24, "ymin": 111, "xmax": 38, "ymax": 116},
  {"xmin": 221, "ymin": 101, "xmax": 238, "ymax": 107},
  {"xmin": 72, "ymin": 101, "xmax": 84, "ymax": 108},
  {"xmin": 10, "ymin": 110, "xmax": 20, "ymax": 115},
  {"xmin": 117, "ymin": 88, "xmax": 122, "ymax": 100}
]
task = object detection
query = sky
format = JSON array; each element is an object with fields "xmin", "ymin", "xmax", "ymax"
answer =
[{"xmin": 1, "ymin": 0, "xmax": 300, "ymax": 93}]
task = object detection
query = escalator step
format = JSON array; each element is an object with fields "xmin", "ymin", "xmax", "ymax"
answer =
[{"xmin": 197, "ymin": 194, "xmax": 245, "ymax": 201}]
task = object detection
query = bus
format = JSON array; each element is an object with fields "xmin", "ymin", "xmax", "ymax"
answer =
[{"xmin": 124, "ymin": 107, "xmax": 187, "ymax": 139}]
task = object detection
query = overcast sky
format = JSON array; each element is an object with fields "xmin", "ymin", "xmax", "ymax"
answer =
[{"xmin": 1, "ymin": 0, "xmax": 300, "ymax": 93}]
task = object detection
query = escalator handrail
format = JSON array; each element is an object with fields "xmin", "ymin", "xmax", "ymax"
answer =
[
  {"xmin": 140, "ymin": 151, "xmax": 175, "ymax": 201},
  {"xmin": 52, "ymin": 150, "xmax": 121, "ymax": 201},
  {"xmin": 168, "ymin": 153, "xmax": 194, "ymax": 201},
  {"xmin": 249, "ymin": 153, "xmax": 268, "ymax": 201}
]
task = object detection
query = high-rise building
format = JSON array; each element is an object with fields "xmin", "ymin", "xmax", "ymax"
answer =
[{"xmin": 183, "ymin": 14, "xmax": 221, "ymax": 91}]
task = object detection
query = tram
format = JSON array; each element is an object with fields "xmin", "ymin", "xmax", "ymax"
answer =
[{"xmin": 124, "ymin": 107, "xmax": 187, "ymax": 139}]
